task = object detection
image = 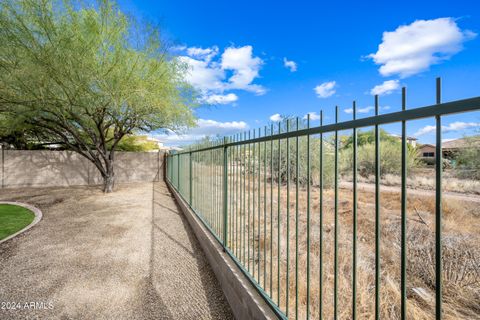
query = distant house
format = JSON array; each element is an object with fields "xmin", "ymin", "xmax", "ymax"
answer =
[
  {"xmin": 389, "ymin": 134, "xmax": 418, "ymax": 147},
  {"xmin": 442, "ymin": 137, "xmax": 480, "ymax": 156},
  {"xmin": 418, "ymin": 137, "xmax": 480, "ymax": 160},
  {"xmin": 418, "ymin": 144, "xmax": 436, "ymax": 159}
]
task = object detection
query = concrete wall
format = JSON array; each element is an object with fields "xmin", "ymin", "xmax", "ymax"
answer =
[{"xmin": 0, "ymin": 149, "xmax": 164, "ymax": 188}]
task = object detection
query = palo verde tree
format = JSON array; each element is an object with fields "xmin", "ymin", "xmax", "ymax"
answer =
[{"xmin": 0, "ymin": 0, "xmax": 195, "ymax": 192}]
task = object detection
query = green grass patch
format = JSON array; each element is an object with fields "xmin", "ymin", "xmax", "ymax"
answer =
[{"xmin": 0, "ymin": 204, "xmax": 35, "ymax": 240}]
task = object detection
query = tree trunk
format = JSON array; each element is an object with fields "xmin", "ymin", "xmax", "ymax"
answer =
[{"xmin": 103, "ymin": 163, "xmax": 115, "ymax": 193}]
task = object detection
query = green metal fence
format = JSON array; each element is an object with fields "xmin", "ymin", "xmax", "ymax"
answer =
[{"xmin": 166, "ymin": 78, "xmax": 480, "ymax": 320}]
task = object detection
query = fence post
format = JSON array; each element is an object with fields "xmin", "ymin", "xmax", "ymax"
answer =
[
  {"xmin": 177, "ymin": 153, "xmax": 180, "ymax": 190},
  {"xmin": 168, "ymin": 155, "xmax": 170, "ymax": 182},
  {"xmin": 1, "ymin": 146, "xmax": 4, "ymax": 189},
  {"xmin": 166, "ymin": 154, "xmax": 169, "ymax": 181},
  {"xmin": 223, "ymin": 137, "xmax": 228, "ymax": 251},
  {"xmin": 435, "ymin": 77, "xmax": 443, "ymax": 320},
  {"xmin": 189, "ymin": 151, "xmax": 192, "ymax": 206}
]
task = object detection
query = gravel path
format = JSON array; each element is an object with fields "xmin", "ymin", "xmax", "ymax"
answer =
[{"xmin": 0, "ymin": 181, "xmax": 233, "ymax": 319}]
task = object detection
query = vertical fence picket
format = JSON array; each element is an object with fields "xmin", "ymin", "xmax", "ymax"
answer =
[
  {"xmin": 264, "ymin": 126, "xmax": 267, "ymax": 289},
  {"xmin": 435, "ymin": 77, "xmax": 443, "ymax": 320},
  {"xmin": 277, "ymin": 122, "xmax": 281, "ymax": 308},
  {"xmin": 235, "ymin": 135, "xmax": 238, "ymax": 256},
  {"xmin": 243, "ymin": 132, "xmax": 247, "ymax": 265},
  {"xmin": 247, "ymin": 130, "xmax": 255, "ymax": 278},
  {"xmin": 224, "ymin": 137, "xmax": 228, "ymax": 250},
  {"xmin": 189, "ymin": 152, "xmax": 192, "ymax": 206},
  {"xmin": 401, "ymin": 87, "xmax": 407, "ymax": 320},
  {"xmin": 319, "ymin": 110, "xmax": 324, "ymax": 320},
  {"xmin": 253, "ymin": 130, "xmax": 257, "ymax": 280},
  {"xmin": 334, "ymin": 106, "xmax": 339, "ymax": 320},
  {"xmin": 375, "ymin": 95, "xmax": 381, "ymax": 320},
  {"xmin": 295, "ymin": 116, "xmax": 300, "ymax": 320},
  {"xmin": 306, "ymin": 114, "xmax": 311, "ymax": 320},
  {"xmin": 270, "ymin": 124, "xmax": 274, "ymax": 297},
  {"xmin": 352, "ymin": 101, "xmax": 358, "ymax": 320},
  {"xmin": 286, "ymin": 119, "xmax": 290, "ymax": 317},
  {"xmin": 258, "ymin": 128, "xmax": 261, "ymax": 282}
]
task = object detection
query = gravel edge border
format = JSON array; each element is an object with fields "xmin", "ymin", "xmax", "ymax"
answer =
[{"xmin": 0, "ymin": 201, "xmax": 43, "ymax": 245}]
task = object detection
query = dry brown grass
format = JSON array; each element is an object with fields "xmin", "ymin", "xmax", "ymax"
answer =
[
  {"xmin": 188, "ymin": 161, "xmax": 479, "ymax": 319},
  {"xmin": 357, "ymin": 172, "xmax": 480, "ymax": 195},
  {"xmin": 221, "ymin": 173, "xmax": 480, "ymax": 319}
]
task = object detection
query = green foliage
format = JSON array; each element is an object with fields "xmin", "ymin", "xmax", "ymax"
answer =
[
  {"xmin": 0, "ymin": 204, "xmax": 35, "ymax": 240},
  {"xmin": 342, "ymin": 128, "xmax": 399, "ymax": 149},
  {"xmin": 454, "ymin": 135, "xmax": 480, "ymax": 180},
  {"xmin": 188, "ymin": 126, "xmax": 419, "ymax": 188},
  {"xmin": 265, "ymin": 128, "xmax": 418, "ymax": 187},
  {"xmin": 115, "ymin": 135, "xmax": 159, "ymax": 152},
  {"xmin": 340, "ymin": 139, "xmax": 418, "ymax": 177},
  {"xmin": 268, "ymin": 135, "xmax": 332, "ymax": 186},
  {"xmin": 0, "ymin": 0, "xmax": 196, "ymax": 191},
  {"xmin": 0, "ymin": 114, "xmax": 30, "ymax": 148}
]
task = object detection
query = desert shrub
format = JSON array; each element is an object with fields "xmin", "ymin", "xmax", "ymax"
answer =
[
  {"xmin": 342, "ymin": 128, "xmax": 399, "ymax": 148},
  {"xmin": 340, "ymin": 139, "xmax": 418, "ymax": 178},
  {"xmin": 385, "ymin": 220, "xmax": 480, "ymax": 317},
  {"xmin": 406, "ymin": 225, "xmax": 480, "ymax": 290},
  {"xmin": 454, "ymin": 136, "xmax": 480, "ymax": 180},
  {"xmin": 234, "ymin": 129, "xmax": 419, "ymax": 188},
  {"xmin": 115, "ymin": 135, "xmax": 159, "ymax": 152},
  {"xmin": 190, "ymin": 126, "xmax": 420, "ymax": 187},
  {"xmin": 267, "ymin": 135, "xmax": 337, "ymax": 187}
]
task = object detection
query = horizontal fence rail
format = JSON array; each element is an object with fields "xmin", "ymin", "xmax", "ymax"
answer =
[{"xmin": 166, "ymin": 78, "xmax": 480, "ymax": 320}]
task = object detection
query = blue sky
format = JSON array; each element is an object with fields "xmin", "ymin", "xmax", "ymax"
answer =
[{"xmin": 120, "ymin": 0, "xmax": 480, "ymax": 146}]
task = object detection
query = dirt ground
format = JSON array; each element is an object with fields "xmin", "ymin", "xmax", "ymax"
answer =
[{"xmin": 0, "ymin": 181, "xmax": 233, "ymax": 319}]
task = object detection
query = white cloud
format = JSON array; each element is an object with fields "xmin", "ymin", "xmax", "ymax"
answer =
[
  {"xmin": 314, "ymin": 81, "xmax": 336, "ymax": 98},
  {"xmin": 370, "ymin": 80, "xmax": 400, "ymax": 96},
  {"xmin": 414, "ymin": 121, "xmax": 480, "ymax": 137},
  {"xmin": 344, "ymin": 105, "xmax": 390, "ymax": 114},
  {"xmin": 344, "ymin": 106, "xmax": 375, "ymax": 114},
  {"xmin": 303, "ymin": 112, "xmax": 321, "ymax": 121},
  {"xmin": 186, "ymin": 46, "xmax": 219, "ymax": 62},
  {"xmin": 194, "ymin": 119, "xmax": 248, "ymax": 134},
  {"xmin": 414, "ymin": 125, "xmax": 437, "ymax": 136},
  {"xmin": 269, "ymin": 114, "xmax": 282, "ymax": 122},
  {"xmin": 179, "ymin": 45, "xmax": 266, "ymax": 104},
  {"xmin": 171, "ymin": 45, "xmax": 187, "ymax": 51},
  {"xmin": 445, "ymin": 121, "xmax": 480, "ymax": 132},
  {"xmin": 368, "ymin": 18, "xmax": 476, "ymax": 78},
  {"xmin": 221, "ymin": 46, "xmax": 266, "ymax": 95},
  {"xmin": 153, "ymin": 119, "xmax": 248, "ymax": 145},
  {"xmin": 283, "ymin": 57, "xmax": 297, "ymax": 72},
  {"xmin": 202, "ymin": 93, "xmax": 238, "ymax": 105},
  {"xmin": 179, "ymin": 56, "xmax": 225, "ymax": 92},
  {"xmin": 359, "ymin": 106, "xmax": 375, "ymax": 113}
]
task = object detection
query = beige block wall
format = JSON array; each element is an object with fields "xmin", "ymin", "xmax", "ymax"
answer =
[{"xmin": 1, "ymin": 150, "xmax": 164, "ymax": 188}]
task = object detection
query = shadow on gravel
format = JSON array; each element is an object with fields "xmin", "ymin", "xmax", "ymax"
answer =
[{"xmin": 148, "ymin": 182, "xmax": 233, "ymax": 320}]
